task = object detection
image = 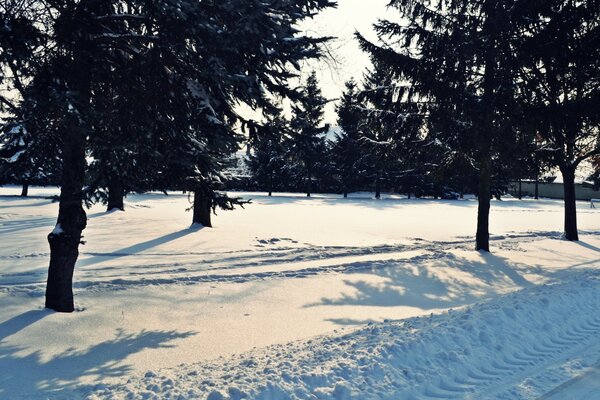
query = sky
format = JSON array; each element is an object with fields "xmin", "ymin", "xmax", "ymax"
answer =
[{"xmin": 300, "ymin": 0, "xmax": 394, "ymax": 125}]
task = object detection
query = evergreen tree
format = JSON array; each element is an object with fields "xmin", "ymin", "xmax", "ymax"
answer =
[
  {"xmin": 514, "ymin": 0, "xmax": 600, "ymax": 240},
  {"xmin": 2, "ymin": 0, "xmax": 336, "ymax": 313},
  {"xmin": 358, "ymin": 0, "xmax": 523, "ymax": 251},
  {"xmin": 331, "ymin": 79, "xmax": 366, "ymax": 197},
  {"xmin": 248, "ymin": 108, "xmax": 289, "ymax": 196},
  {"xmin": 289, "ymin": 71, "xmax": 330, "ymax": 197}
]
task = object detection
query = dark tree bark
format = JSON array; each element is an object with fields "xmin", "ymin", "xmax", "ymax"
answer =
[
  {"xmin": 46, "ymin": 119, "xmax": 88, "ymax": 313},
  {"xmin": 476, "ymin": 155, "xmax": 492, "ymax": 251},
  {"xmin": 107, "ymin": 180, "xmax": 125, "ymax": 211},
  {"xmin": 375, "ymin": 171, "xmax": 381, "ymax": 199},
  {"xmin": 192, "ymin": 191, "xmax": 212, "ymax": 227},
  {"xmin": 518, "ymin": 179, "xmax": 522, "ymax": 200},
  {"xmin": 45, "ymin": 19, "xmax": 97, "ymax": 312},
  {"xmin": 343, "ymin": 191, "xmax": 348, "ymax": 198},
  {"xmin": 561, "ymin": 165, "xmax": 579, "ymax": 241},
  {"xmin": 268, "ymin": 172, "xmax": 273, "ymax": 197},
  {"xmin": 535, "ymin": 175, "xmax": 539, "ymax": 200},
  {"xmin": 475, "ymin": 8, "xmax": 498, "ymax": 253},
  {"xmin": 21, "ymin": 182, "xmax": 29, "ymax": 197},
  {"xmin": 306, "ymin": 168, "xmax": 312, "ymax": 197}
]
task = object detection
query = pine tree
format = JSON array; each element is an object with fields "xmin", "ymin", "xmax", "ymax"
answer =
[
  {"xmin": 248, "ymin": 109, "xmax": 289, "ymax": 196},
  {"xmin": 514, "ymin": 0, "xmax": 600, "ymax": 240},
  {"xmin": 331, "ymin": 79, "xmax": 366, "ymax": 197},
  {"xmin": 358, "ymin": 0, "xmax": 523, "ymax": 251},
  {"xmin": 289, "ymin": 71, "xmax": 330, "ymax": 197}
]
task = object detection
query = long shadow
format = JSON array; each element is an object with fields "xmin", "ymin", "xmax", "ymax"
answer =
[
  {"xmin": 77, "ymin": 226, "xmax": 204, "ymax": 268},
  {"xmin": 575, "ymin": 241, "xmax": 600, "ymax": 253},
  {"xmin": 0, "ymin": 310, "xmax": 50, "ymax": 342},
  {"xmin": 0, "ymin": 327, "xmax": 195, "ymax": 398},
  {"xmin": 305, "ymin": 252, "xmax": 537, "ymax": 320},
  {"xmin": 0, "ymin": 216, "xmax": 57, "ymax": 235}
]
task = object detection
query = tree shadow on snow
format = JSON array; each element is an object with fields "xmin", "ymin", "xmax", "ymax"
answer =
[
  {"xmin": 575, "ymin": 240, "xmax": 600, "ymax": 253},
  {"xmin": 77, "ymin": 226, "xmax": 204, "ymax": 268},
  {"xmin": 0, "ymin": 216, "xmax": 57, "ymax": 235},
  {"xmin": 0, "ymin": 310, "xmax": 50, "ymax": 342},
  {"xmin": 0, "ymin": 322, "xmax": 195, "ymax": 398},
  {"xmin": 307, "ymin": 252, "xmax": 541, "ymax": 326}
]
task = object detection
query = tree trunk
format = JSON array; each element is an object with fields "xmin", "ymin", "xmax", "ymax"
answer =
[
  {"xmin": 375, "ymin": 171, "xmax": 381, "ymax": 199},
  {"xmin": 518, "ymin": 179, "xmax": 522, "ymax": 200},
  {"xmin": 561, "ymin": 166, "xmax": 578, "ymax": 241},
  {"xmin": 343, "ymin": 191, "xmax": 348, "ymax": 198},
  {"xmin": 268, "ymin": 172, "xmax": 273, "ymax": 197},
  {"xmin": 535, "ymin": 174, "xmax": 539, "ymax": 200},
  {"xmin": 46, "ymin": 122, "xmax": 88, "ymax": 313},
  {"xmin": 306, "ymin": 168, "xmax": 312, "ymax": 197},
  {"xmin": 192, "ymin": 191, "xmax": 212, "ymax": 227},
  {"xmin": 107, "ymin": 180, "xmax": 125, "ymax": 211},
  {"xmin": 476, "ymin": 156, "xmax": 492, "ymax": 252},
  {"xmin": 20, "ymin": 182, "xmax": 29, "ymax": 197},
  {"xmin": 475, "ymin": 9, "xmax": 498, "ymax": 253}
]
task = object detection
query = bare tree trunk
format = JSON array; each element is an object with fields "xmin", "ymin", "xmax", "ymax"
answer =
[
  {"xmin": 475, "ymin": 8, "xmax": 497, "ymax": 253},
  {"xmin": 375, "ymin": 171, "xmax": 381, "ymax": 199},
  {"xmin": 306, "ymin": 166, "xmax": 312, "ymax": 197},
  {"xmin": 518, "ymin": 179, "xmax": 522, "ymax": 200},
  {"xmin": 192, "ymin": 191, "xmax": 212, "ymax": 227},
  {"xmin": 46, "ymin": 121, "xmax": 88, "ymax": 313},
  {"xmin": 107, "ymin": 180, "xmax": 125, "ymax": 211},
  {"xmin": 476, "ymin": 156, "xmax": 492, "ymax": 251},
  {"xmin": 268, "ymin": 172, "xmax": 273, "ymax": 197},
  {"xmin": 20, "ymin": 182, "xmax": 29, "ymax": 197},
  {"xmin": 561, "ymin": 166, "xmax": 578, "ymax": 241}
]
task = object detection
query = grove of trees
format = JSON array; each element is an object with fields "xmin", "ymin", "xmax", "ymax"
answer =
[{"xmin": 1, "ymin": 0, "xmax": 599, "ymax": 312}]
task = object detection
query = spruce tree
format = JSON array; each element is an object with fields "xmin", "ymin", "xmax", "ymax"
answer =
[
  {"xmin": 514, "ymin": 0, "xmax": 600, "ymax": 240},
  {"xmin": 289, "ymin": 71, "xmax": 330, "ymax": 197},
  {"xmin": 331, "ymin": 79, "xmax": 366, "ymax": 197},
  {"xmin": 358, "ymin": 0, "xmax": 522, "ymax": 251},
  {"xmin": 248, "ymin": 109, "xmax": 289, "ymax": 196}
]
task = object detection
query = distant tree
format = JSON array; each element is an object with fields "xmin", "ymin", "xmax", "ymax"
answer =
[
  {"xmin": 248, "ymin": 108, "xmax": 289, "ymax": 196},
  {"xmin": 0, "ymin": 0, "xmax": 52, "ymax": 195},
  {"xmin": 289, "ymin": 71, "xmax": 330, "ymax": 197},
  {"xmin": 331, "ymin": 79, "xmax": 365, "ymax": 197}
]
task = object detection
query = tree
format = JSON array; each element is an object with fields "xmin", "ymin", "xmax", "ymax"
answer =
[
  {"xmin": 331, "ymin": 79, "xmax": 367, "ymax": 197},
  {"xmin": 358, "ymin": 0, "xmax": 522, "ymax": 251},
  {"xmin": 289, "ymin": 71, "xmax": 330, "ymax": 197},
  {"xmin": 248, "ymin": 108, "xmax": 289, "ymax": 196},
  {"xmin": 514, "ymin": 0, "xmax": 600, "ymax": 240}
]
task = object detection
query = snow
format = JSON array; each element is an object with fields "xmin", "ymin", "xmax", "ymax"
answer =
[{"xmin": 1, "ymin": 186, "xmax": 600, "ymax": 399}]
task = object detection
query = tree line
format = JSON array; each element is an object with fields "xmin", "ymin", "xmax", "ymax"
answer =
[{"xmin": 248, "ymin": 0, "xmax": 600, "ymax": 253}]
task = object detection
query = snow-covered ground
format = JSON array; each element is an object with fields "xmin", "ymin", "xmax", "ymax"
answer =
[{"xmin": 1, "ymin": 186, "xmax": 600, "ymax": 399}]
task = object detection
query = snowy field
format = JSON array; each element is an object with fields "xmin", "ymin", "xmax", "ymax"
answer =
[{"xmin": 1, "ymin": 187, "xmax": 600, "ymax": 399}]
